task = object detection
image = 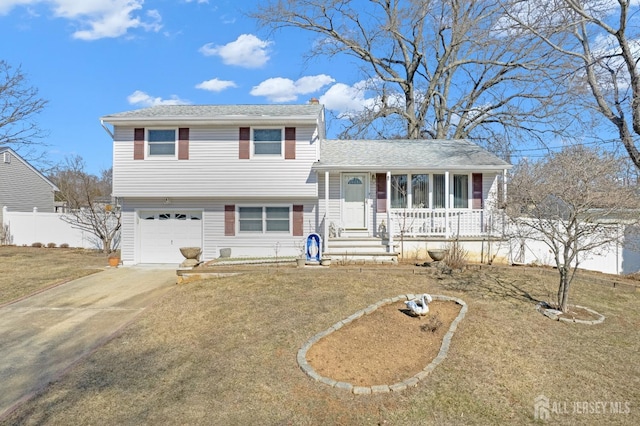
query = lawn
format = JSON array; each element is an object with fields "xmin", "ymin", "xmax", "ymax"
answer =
[
  {"xmin": 0, "ymin": 246, "xmax": 109, "ymax": 305},
  {"xmin": 1, "ymin": 255, "xmax": 639, "ymax": 425}
]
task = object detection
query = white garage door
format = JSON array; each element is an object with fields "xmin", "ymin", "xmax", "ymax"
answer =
[{"xmin": 139, "ymin": 211, "xmax": 203, "ymax": 263}]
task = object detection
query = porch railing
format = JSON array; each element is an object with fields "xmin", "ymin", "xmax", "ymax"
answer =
[{"xmin": 389, "ymin": 209, "xmax": 504, "ymax": 238}]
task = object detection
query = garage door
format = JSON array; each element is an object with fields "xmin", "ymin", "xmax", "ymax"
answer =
[{"xmin": 139, "ymin": 211, "xmax": 203, "ymax": 263}]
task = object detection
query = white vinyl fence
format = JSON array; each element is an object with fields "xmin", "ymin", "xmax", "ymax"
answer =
[{"xmin": 2, "ymin": 206, "xmax": 113, "ymax": 249}]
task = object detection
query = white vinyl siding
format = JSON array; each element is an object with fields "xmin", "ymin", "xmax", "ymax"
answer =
[
  {"xmin": 113, "ymin": 125, "xmax": 318, "ymax": 198},
  {"xmin": 119, "ymin": 197, "xmax": 317, "ymax": 265}
]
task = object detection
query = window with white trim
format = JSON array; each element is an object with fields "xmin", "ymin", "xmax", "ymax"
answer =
[
  {"xmin": 391, "ymin": 174, "xmax": 408, "ymax": 208},
  {"xmin": 453, "ymin": 174, "xmax": 469, "ymax": 208},
  {"xmin": 412, "ymin": 174, "xmax": 429, "ymax": 208},
  {"xmin": 238, "ymin": 206, "xmax": 290, "ymax": 233},
  {"xmin": 252, "ymin": 128, "xmax": 282, "ymax": 156},
  {"xmin": 148, "ymin": 129, "xmax": 176, "ymax": 157}
]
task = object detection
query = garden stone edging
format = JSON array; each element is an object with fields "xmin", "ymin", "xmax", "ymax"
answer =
[
  {"xmin": 297, "ymin": 294, "xmax": 468, "ymax": 394},
  {"xmin": 535, "ymin": 302, "xmax": 605, "ymax": 325}
]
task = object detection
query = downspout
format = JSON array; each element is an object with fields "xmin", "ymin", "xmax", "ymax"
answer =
[
  {"xmin": 386, "ymin": 171, "xmax": 393, "ymax": 252},
  {"xmin": 100, "ymin": 120, "xmax": 114, "ymax": 139}
]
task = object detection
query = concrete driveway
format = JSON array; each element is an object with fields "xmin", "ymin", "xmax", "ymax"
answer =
[{"xmin": 0, "ymin": 266, "xmax": 176, "ymax": 420}]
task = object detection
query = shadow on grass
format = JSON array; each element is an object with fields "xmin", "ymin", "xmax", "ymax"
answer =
[{"xmin": 438, "ymin": 269, "xmax": 547, "ymax": 305}]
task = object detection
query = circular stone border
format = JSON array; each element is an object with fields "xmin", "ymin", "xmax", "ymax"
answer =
[
  {"xmin": 296, "ymin": 294, "xmax": 468, "ymax": 394},
  {"xmin": 535, "ymin": 302, "xmax": 605, "ymax": 325}
]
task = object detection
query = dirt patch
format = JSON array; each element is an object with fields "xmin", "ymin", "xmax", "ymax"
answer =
[
  {"xmin": 557, "ymin": 305, "xmax": 602, "ymax": 322},
  {"xmin": 306, "ymin": 300, "xmax": 461, "ymax": 387}
]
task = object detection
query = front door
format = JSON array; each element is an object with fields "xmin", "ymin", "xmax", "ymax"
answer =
[{"xmin": 343, "ymin": 173, "xmax": 367, "ymax": 229}]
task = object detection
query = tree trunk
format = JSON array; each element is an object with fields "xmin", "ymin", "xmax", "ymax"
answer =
[{"xmin": 557, "ymin": 267, "xmax": 570, "ymax": 313}]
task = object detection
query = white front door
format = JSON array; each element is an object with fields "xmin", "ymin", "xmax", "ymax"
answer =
[{"xmin": 343, "ymin": 173, "xmax": 367, "ymax": 229}]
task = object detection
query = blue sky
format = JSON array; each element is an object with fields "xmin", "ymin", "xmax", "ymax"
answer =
[{"xmin": 0, "ymin": 0, "xmax": 370, "ymax": 174}]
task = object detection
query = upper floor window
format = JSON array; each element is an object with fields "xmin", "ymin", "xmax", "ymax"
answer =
[
  {"xmin": 253, "ymin": 128, "xmax": 282, "ymax": 156},
  {"xmin": 148, "ymin": 129, "xmax": 176, "ymax": 157}
]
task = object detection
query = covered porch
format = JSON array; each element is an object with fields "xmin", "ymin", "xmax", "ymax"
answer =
[{"xmin": 312, "ymin": 139, "xmax": 512, "ymax": 258}]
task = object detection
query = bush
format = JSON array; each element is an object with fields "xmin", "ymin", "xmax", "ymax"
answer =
[
  {"xmin": 444, "ymin": 240, "xmax": 467, "ymax": 270},
  {"xmin": 60, "ymin": 243, "xmax": 69, "ymax": 248},
  {"xmin": 31, "ymin": 242, "xmax": 43, "ymax": 248},
  {"xmin": 47, "ymin": 242, "xmax": 57, "ymax": 248}
]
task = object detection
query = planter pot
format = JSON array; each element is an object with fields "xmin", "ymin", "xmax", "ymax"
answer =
[
  {"xmin": 108, "ymin": 257, "xmax": 120, "ymax": 267},
  {"xmin": 296, "ymin": 258, "xmax": 306, "ymax": 267},
  {"xmin": 321, "ymin": 258, "xmax": 332, "ymax": 266},
  {"xmin": 427, "ymin": 249, "xmax": 446, "ymax": 262}
]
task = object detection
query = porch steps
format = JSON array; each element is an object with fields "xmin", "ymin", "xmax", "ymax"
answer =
[{"xmin": 325, "ymin": 237, "xmax": 398, "ymax": 264}]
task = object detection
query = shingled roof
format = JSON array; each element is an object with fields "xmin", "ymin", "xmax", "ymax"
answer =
[
  {"xmin": 101, "ymin": 104, "xmax": 324, "ymax": 123},
  {"xmin": 313, "ymin": 139, "xmax": 511, "ymax": 171}
]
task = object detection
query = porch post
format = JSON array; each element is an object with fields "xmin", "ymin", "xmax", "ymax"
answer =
[
  {"xmin": 386, "ymin": 171, "xmax": 393, "ymax": 251},
  {"xmin": 324, "ymin": 170, "xmax": 330, "ymax": 252},
  {"xmin": 445, "ymin": 171, "xmax": 450, "ymax": 238}
]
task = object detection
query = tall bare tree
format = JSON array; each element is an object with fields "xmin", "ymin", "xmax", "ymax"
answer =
[
  {"xmin": 507, "ymin": 145, "xmax": 639, "ymax": 312},
  {"xmin": 500, "ymin": 0, "xmax": 640, "ymax": 168},
  {"xmin": 253, "ymin": 0, "xmax": 579, "ymax": 152},
  {"xmin": 50, "ymin": 156, "xmax": 120, "ymax": 254},
  {"xmin": 0, "ymin": 60, "xmax": 48, "ymax": 151}
]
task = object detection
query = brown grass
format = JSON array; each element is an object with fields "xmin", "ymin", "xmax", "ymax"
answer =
[
  {"xmin": 2, "ymin": 261, "xmax": 640, "ymax": 425},
  {"xmin": 0, "ymin": 246, "xmax": 108, "ymax": 305}
]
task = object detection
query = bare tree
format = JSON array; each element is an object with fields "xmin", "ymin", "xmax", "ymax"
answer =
[
  {"xmin": 507, "ymin": 145, "xmax": 639, "ymax": 312},
  {"xmin": 252, "ymin": 0, "xmax": 579, "ymax": 151},
  {"xmin": 500, "ymin": 0, "xmax": 640, "ymax": 169},
  {"xmin": 0, "ymin": 60, "xmax": 48, "ymax": 151},
  {"xmin": 50, "ymin": 156, "xmax": 120, "ymax": 254}
]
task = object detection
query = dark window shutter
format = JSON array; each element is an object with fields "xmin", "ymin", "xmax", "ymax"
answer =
[
  {"xmin": 134, "ymin": 128, "xmax": 145, "ymax": 160},
  {"xmin": 239, "ymin": 127, "xmax": 250, "ymax": 159},
  {"xmin": 472, "ymin": 173, "xmax": 483, "ymax": 209},
  {"xmin": 285, "ymin": 127, "xmax": 296, "ymax": 160},
  {"xmin": 178, "ymin": 128, "xmax": 189, "ymax": 160},
  {"xmin": 293, "ymin": 205, "xmax": 303, "ymax": 236},
  {"xmin": 376, "ymin": 173, "xmax": 387, "ymax": 213},
  {"xmin": 224, "ymin": 205, "xmax": 235, "ymax": 236}
]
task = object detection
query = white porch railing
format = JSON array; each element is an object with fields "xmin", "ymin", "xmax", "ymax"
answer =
[{"xmin": 390, "ymin": 209, "xmax": 504, "ymax": 238}]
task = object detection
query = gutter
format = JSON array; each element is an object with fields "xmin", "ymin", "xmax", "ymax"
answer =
[{"xmin": 100, "ymin": 119, "xmax": 114, "ymax": 139}]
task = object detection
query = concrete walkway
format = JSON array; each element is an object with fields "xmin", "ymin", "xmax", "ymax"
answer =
[{"xmin": 0, "ymin": 266, "xmax": 177, "ymax": 420}]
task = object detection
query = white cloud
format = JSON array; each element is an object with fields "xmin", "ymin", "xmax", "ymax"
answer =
[
  {"xmin": 127, "ymin": 90, "xmax": 189, "ymax": 107},
  {"xmin": 250, "ymin": 74, "xmax": 335, "ymax": 102},
  {"xmin": 0, "ymin": 0, "xmax": 162, "ymax": 40},
  {"xmin": 319, "ymin": 80, "xmax": 377, "ymax": 114},
  {"xmin": 200, "ymin": 34, "xmax": 272, "ymax": 68},
  {"xmin": 195, "ymin": 78, "xmax": 237, "ymax": 92}
]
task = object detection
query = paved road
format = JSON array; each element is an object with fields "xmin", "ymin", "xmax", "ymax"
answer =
[{"xmin": 0, "ymin": 266, "xmax": 176, "ymax": 420}]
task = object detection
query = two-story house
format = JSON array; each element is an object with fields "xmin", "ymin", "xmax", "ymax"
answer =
[
  {"xmin": 100, "ymin": 103, "xmax": 511, "ymax": 265},
  {"xmin": 0, "ymin": 146, "xmax": 58, "ymax": 225}
]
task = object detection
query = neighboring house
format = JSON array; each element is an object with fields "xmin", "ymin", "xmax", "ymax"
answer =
[
  {"xmin": 0, "ymin": 147, "xmax": 58, "ymax": 225},
  {"xmin": 100, "ymin": 104, "xmax": 511, "ymax": 265}
]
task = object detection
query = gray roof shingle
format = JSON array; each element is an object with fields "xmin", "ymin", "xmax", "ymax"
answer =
[
  {"xmin": 313, "ymin": 139, "xmax": 511, "ymax": 171},
  {"xmin": 101, "ymin": 104, "xmax": 324, "ymax": 121}
]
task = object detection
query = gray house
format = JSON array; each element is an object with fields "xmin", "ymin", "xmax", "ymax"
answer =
[
  {"xmin": 101, "ymin": 103, "xmax": 512, "ymax": 265},
  {"xmin": 0, "ymin": 147, "xmax": 58, "ymax": 224}
]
